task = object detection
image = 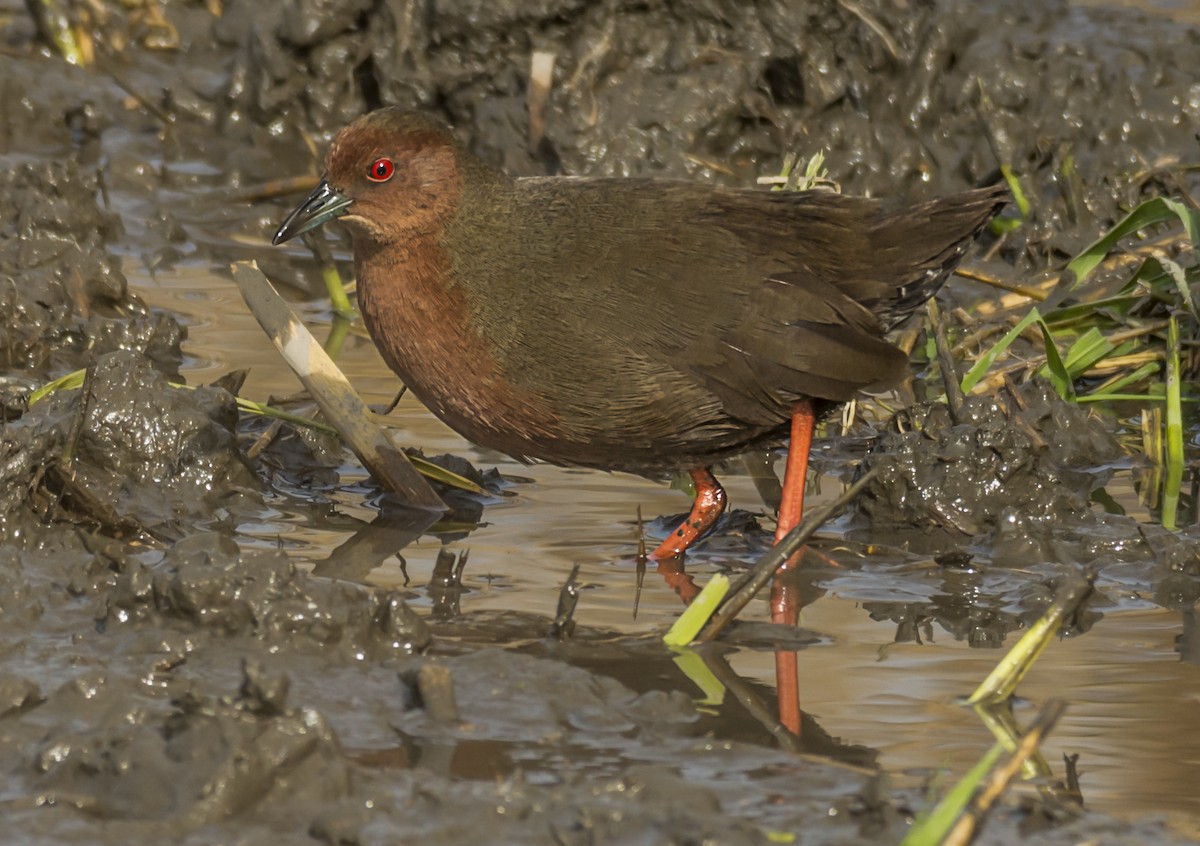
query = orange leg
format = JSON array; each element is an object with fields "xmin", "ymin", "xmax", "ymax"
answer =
[
  {"xmin": 774, "ymin": 400, "xmax": 815, "ymax": 544},
  {"xmin": 771, "ymin": 400, "xmax": 815, "ymax": 735},
  {"xmin": 649, "ymin": 467, "xmax": 727, "ymax": 560}
]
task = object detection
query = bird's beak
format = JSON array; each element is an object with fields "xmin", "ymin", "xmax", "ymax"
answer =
[{"xmin": 272, "ymin": 179, "xmax": 353, "ymax": 245}]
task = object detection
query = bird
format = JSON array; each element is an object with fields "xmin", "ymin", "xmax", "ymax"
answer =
[{"xmin": 273, "ymin": 108, "xmax": 1006, "ymax": 561}]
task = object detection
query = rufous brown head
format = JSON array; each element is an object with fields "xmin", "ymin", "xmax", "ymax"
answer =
[{"xmin": 273, "ymin": 109, "xmax": 464, "ymax": 246}]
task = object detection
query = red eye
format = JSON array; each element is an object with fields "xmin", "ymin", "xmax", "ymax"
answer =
[{"xmin": 367, "ymin": 158, "xmax": 394, "ymax": 182}]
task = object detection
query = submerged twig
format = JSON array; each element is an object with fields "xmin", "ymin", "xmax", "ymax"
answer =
[
  {"xmin": 633, "ymin": 504, "xmax": 645, "ymax": 619},
  {"xmin": 382, "ymin": 386, "xmax": 408, "ymax": 415},
  {"xmin": 550, "ymin": 563, "xmax": 582, "ymax": 640},
  {"xmin": 245, "ymin": 417, "xmax": 284, "ymax": 461},
  {"xmin": 928, "ymin": 298, "xmax": 965, "ymax": 422},
  {"xmin": 697, "ymin": 647, "xmax": 804, "ymax": 753},
  {"xmin": 416, "ymin": 663, "xmax": 460, "ymax": 723}
]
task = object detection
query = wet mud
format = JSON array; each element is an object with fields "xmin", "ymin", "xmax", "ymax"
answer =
[{"xmin": 2, "ymin": 0, "xmax": 1199, "ymax": 843}]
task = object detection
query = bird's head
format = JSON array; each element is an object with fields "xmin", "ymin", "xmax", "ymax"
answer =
[{"xmin": 273, "ymin": 109, "xmax": 468, "ymax": 246}]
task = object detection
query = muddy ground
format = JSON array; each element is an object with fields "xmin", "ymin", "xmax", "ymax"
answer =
[{"xmin": 1, "ymin": 0, "xmax": 1199, "ymax": 843}]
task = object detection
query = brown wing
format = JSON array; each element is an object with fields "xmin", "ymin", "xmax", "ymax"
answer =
[
  {"xmin": 451, "ymin": 178, "xmax": 1003, "ymax": 460},
  {"xmin": 664, "ymin": 185, "xmax": 1005, "ymax": 424}
]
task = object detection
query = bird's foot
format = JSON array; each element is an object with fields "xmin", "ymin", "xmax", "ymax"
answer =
[{"xmin": 647, "ymin": 467, "xmax": 727, "ymax": 560}]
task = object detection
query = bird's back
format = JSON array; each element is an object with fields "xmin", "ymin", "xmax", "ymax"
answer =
[{"xmin": 435, "ymin": 176, "xmax": 1005, "ymax": 471}]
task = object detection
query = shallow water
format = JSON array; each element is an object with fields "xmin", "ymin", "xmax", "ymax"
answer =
[{"xmin": 138, "ymin": 262, "xmax": 1200, "ymax": 828}]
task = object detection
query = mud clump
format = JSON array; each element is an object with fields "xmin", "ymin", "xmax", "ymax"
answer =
[
  {"xmin": 861, "ymin": 381, "xmax": 1121, "ymax": 539},
  {"xmin": 29, "ymin": 662, "xmax": 351, "ymax": 825},
  {"xmin": 0, "ymin": 160, "xmax": 182, "ymax": 380},
  {"xmin": 106, "ymin": 532, "xmax": 432, "ymax": 657},
  {"xmin": 860, "ymin": 380, "xmax": 1200, "ymax": 585},
  {"xmin": 1, "ymin": 351, "xmax": 258, "ymax": 541}
]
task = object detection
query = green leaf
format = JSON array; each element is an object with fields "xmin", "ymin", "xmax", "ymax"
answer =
[
  {"xmin": 960, "ymin": 307, "xmax": 1044, "ymax": 394},
  {"xmin": 1060, "ymin": 327, "xmax": 1116, "ymax": 378},
  {"xmin": 1156, "ymin": 256, "xmax": 1195, "ymax": 319},
  {"xmin": 900, "ymin": 744, "xmax": 1006, "ymax": 846},
  {"xmin": 233, "ymin": 396, "xmax": 337, "ymax": 434},
  {"xmin": 988, "ymin": 165, "xmax": 1028, "ymax": 235},
  {"xmin": 1163, "ymin": 315, "xmax": 1184, "ymax": 530},
  {"xmin": 28, "ymin": 368, "xmax": 86, "ymax": 405},
  {"xmin": 1037, "ymin": 320, "xmax": 1073, "ymax": 399},
  {"xmin": 1001, "ymin": 164, "xmax": 1031, "ymax": 218},
  {"xmin": 1100, "ymin": 393, "xmax": 1160, "ymax": 402},
  {"xmin": 406, "ymin": 455, "xmax": 488, "ymax": 496},
  {"xmin": 663, "ymin": 575, "xmax": 730, "ymax": 647},
  {"xmin": 968, "ymin": 579, "xmax": 1092, "ymax": 705},
  {"xmin": 1043, "ymin": 294, "xmax": 1143, "ymax": 325},
  {"xmin": 1080, "ymin": 361, "xmax": 1161, "ymax": 400},
  {"xmin": 1065, "ymin": 196, "xmax": 1200, "ymax": 290}
]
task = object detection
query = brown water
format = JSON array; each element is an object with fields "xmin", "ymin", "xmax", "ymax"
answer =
[{"xmin": 138, "ymin": 262, "xmax": 1200, "ymax": 830}]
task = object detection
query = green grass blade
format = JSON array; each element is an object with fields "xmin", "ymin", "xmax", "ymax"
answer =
[
  {"xmin": 1043, "ymin": 294, "xmax": 1144, "ymax": 325},
  {"xmin": 322, "ymin": 264, "xmax": 355, "ymax": 318},
  {"xmin": 1060, "ymin": 326, "xmax": 1116, "ymax": 379},
  {"xmin": 1157, "ymin": 256, "xmax": 1197, "ymax": 320},
  {"xmin": 1036, "ymin": 319, "xmax": 1073, "ymax": 399},
  {"xmin": 1163, "ymin": 315, "xmax": 1184, "ymax": 530},
  {"xmin": 1001, "ymin": 164, "xmax": 1030, "ymax": 217},
  {"xmin": 911, "ymin": 702, "xmax": 1067, "ymax": 845},
  {"xmin": 670, "ymin": 648, "xmax": 726, "ymax": 708},
  {"xmin": 1081, "ymin": 361, "xmax": 1163, "ymax": 401},
  {"xmin": 989, "ymin": 165, "xmax": 1028, "ymax": 234},
  {"xmin": 961, "ymin": 307, "xmax": 1043, "ymax": 394},
  {"xmin": 1075, "ymin": 393, "xmax": 1200, "ymax": 403},
  {"xmin": 234, "ymin": 398, "xmax": 485, "ymax": 495},
  {"xmin": 31, "ymin": 0, "xmax": 89, "ymax": 65},
  {"xmin": 406, "ymin": 455, "xmax": 488, "ymax": 496},
  {"xmin": 27, "ymin": 368, "xmax": 86, "ymax": 405},
  {"xmin": 900, "ymin": 744, "xmax": 1006, "ymax": 846},
  {"xmin": 323, "ymin": 314, "xmax": 352, "ymax": 360},
  {"xmin": 234, "ymin": 396, "xmax": 338, "ymax": 434},
  {"xmin": 1166, "ymin": 315, "xmax": 1183, "ymax": 467},
  {"xmin": 972, "ymin": 700, "xmax": 1050, "ymax": 780},
  {"xmin": 1066, "ymin": 197, "xmax": 1200, "ymax": 290},
  {"xmin": 1127, "ymin": 254, "xmax": 1198, "ymax": 320},
  {"xmin": 663, "ymin": 574, "xmax": 730, "ymax": 646},
  {"xmin": 968, "ymin": 577, "xmax": 1092, "ymax": 705}
]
